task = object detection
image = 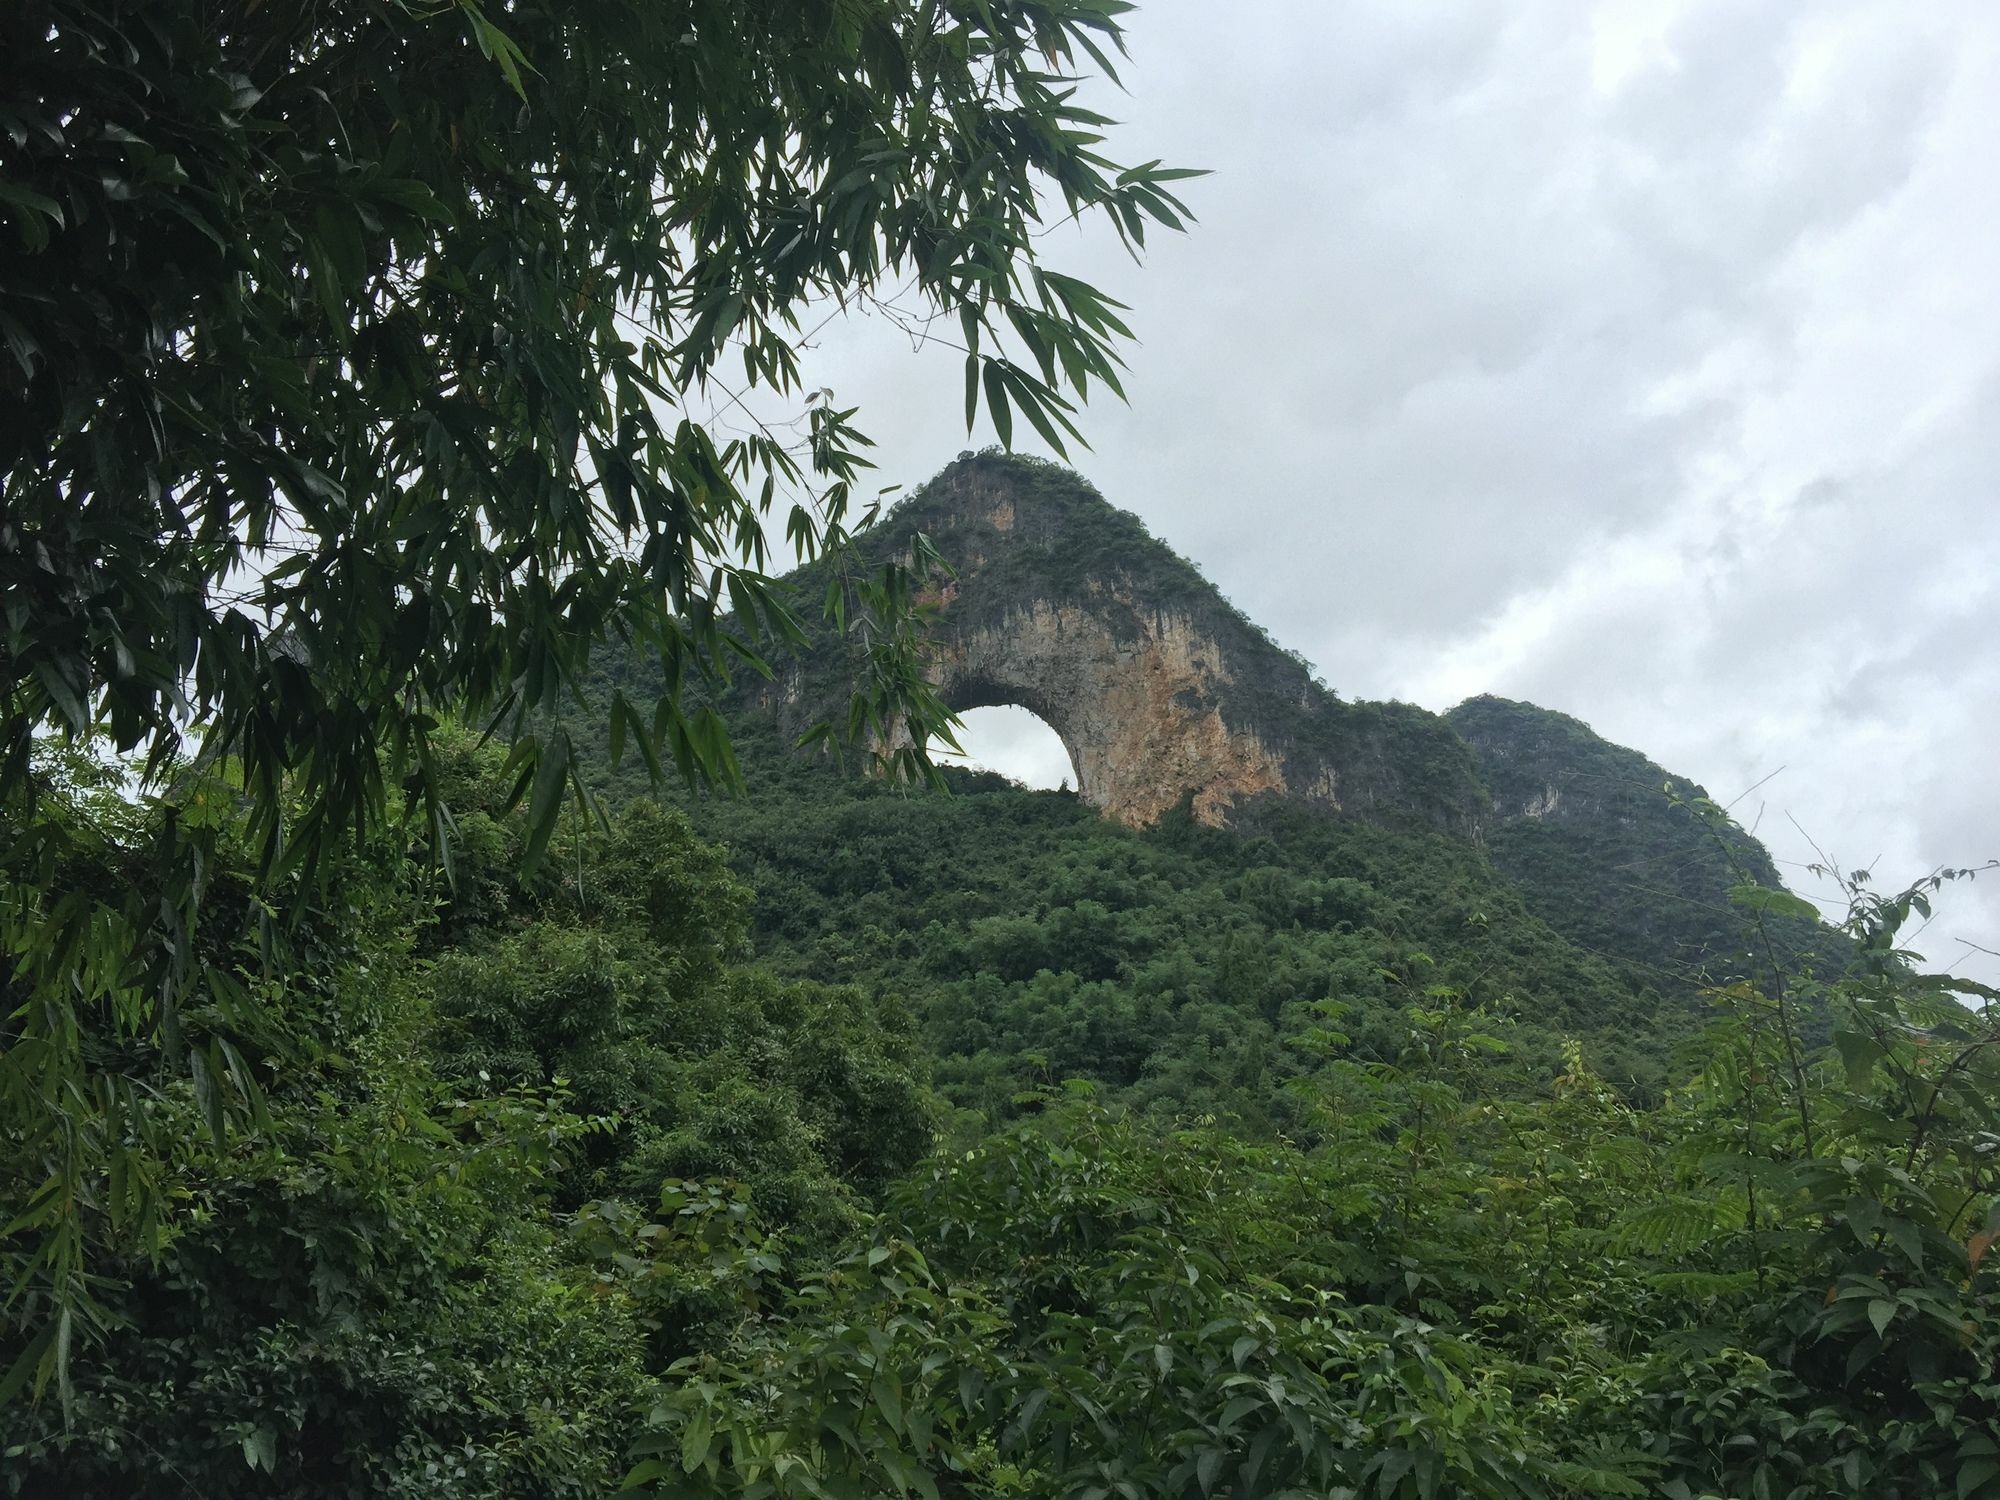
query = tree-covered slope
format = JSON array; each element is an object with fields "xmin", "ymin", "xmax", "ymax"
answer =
[
  {"xmin": 612, "ymin": 720, "xmax": 1699, "ymax": 1119},
  {"xmin": 1448, "ymin": 694, "xmax": 1836, "ymax": 987}
]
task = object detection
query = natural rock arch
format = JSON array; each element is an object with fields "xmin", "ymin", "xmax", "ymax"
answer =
[
  {"xmin": 762, "ymin": 452, "xmax": 1488, "ymax": 833},
  {"xmin": 922, "ymin": 583, "xmax": 1290, "ymax": 827},
  {"xmin": 723, "ymin": 455, "xmax": 1834, "ymax": 995}
]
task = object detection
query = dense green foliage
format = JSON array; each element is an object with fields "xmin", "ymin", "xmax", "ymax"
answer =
[
  {"xmin": 0, "ymin": 0, "xmax": 1191, "ymax": 1373},
  {"xmin": 642, "ymin": 959, "xmax": 2000, "ymax": 1499},
  {"xmin": 624, "ymin": 719, "xmax": 1700, "ymax": 1119},
  {"xmin": 1, "ymin": 734, "xmax": 933, "ymax": 1490},
  {"xmin": 6, "ymin": 729, "xmax": 1998, "ymax": 1497}
]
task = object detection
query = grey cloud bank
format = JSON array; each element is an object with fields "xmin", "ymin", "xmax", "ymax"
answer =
[{"xmin": 746, "ymin": 1, "xmax": 2000, "ymax": 977}]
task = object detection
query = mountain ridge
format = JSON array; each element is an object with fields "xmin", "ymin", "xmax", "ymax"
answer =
[{"xmin": 752, "ymin": 452, "xmax": 1807, "ymax": 930}]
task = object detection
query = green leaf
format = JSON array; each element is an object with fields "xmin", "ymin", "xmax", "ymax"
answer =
[
  {"xmin": 679, "ymin": 1410, "xmax": 712, "ymax": 1473},
  {"xmin": 0, "ymin": 1322, "xmax": 56, "ymax": 1409},
  {"xmin": 0, "ymin": 180, "xmax": 64, "ymax": 224},
  {"xmin": 518, "ymin": 732, "xmax": 571, "ymax": 878},
  {"xmin": 875, "ymin": 1374, "xmax": 904, "ymax": 1435},
  {"xmin": 1728, "ymin": 883, "xmax": 1823, "ymax": 924},
  {"xmin": 240, "ymin": 1426, "xmax": 278, "ymax": 1473},
  {"xmin": 466, "ymin": 8, "xmax": 535, "ymax": 99},
  {"xmin": 188, "ymin": 1045, "xmax": 225, "ymax": 1147},
  {"xmin": 313, "ymin": 200, "xmax": 367, "ymax": 294},
  {"xmin": 30, "ymin": 658, "xmax": 90, "ymax": 733},
  {"xmin": 1833, "ymin": 1028, "xmax": 1887, "ymax": 1088},
  {"xmin": 367, "ymin": 177, "xmax": 451, "ymax": 221},
  {"xmin": 1959, "ymin": 1457, "xmax": 1999, "ymax": 1500},
  {"xmin": 983, "ymin": 360, "xmax": 1012, "ymax": 448},
  {"xmin": 1241, "ymin": 1424, "xmax": 1279, "ymax": 1494},
  {"xmin": 1887, "ymin": 1215, "xmax": 1924, "ymax": 1271},
  {"xmin": 620, "ymin": 1458, "xmax": 672, "ymax": 1491}
]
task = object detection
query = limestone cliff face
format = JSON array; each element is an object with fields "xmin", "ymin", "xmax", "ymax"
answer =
[
  {"xmin": 762, "ymin": 452, "xmax": 1489, "ymax": 834},
  {"xmin": 934, "ymin": 596, "xmax": 1291, "ymax": 827}
]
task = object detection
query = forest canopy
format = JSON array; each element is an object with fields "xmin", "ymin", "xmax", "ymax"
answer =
[{"xmin": 6, "ymin": 732, "xmax": 2000, "ymax": 1497}]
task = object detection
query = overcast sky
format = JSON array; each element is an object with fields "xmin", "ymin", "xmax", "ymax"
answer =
[{"xmin": 749, "ymin": 1, "xmax": 2000, "ymax": 979}]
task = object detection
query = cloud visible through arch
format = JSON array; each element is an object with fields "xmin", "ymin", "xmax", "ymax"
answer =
[{"xmin": 942, "ymin": 706, "xmax": 1077, "ymax": 793}]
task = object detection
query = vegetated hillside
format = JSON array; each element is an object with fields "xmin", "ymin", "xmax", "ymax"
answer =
[
  {"xmin": 580, "ymin": 453, "xmax": 1836, "ymax": 1115},
  {"xmin": 597, "ymin": 717, "xmax": 1694, "ymax": 1122},
  {"xmin": 1449, "ymin": 694, "xmax": 1838, "ymax": 989},
  {"xmin": 17, "ymin": 618, "xmax": 1996, "ymax": 1499}
]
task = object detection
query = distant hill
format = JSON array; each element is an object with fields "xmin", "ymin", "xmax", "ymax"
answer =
[{"xmin": 582, "ymin": 451, "xmax": 1841, "ymax": 1116}]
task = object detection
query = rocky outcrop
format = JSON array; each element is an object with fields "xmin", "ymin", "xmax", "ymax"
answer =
[
  {"xmin": 761, "ymin": 452, "xmax": 1488, "ymax": 834},
  {"xmin": 929, "ymin": 595, "xmax": 1292, "ymax": 827},
  {"xmin": 694, "ymin": 458, "xmax": 1844, "ymax": 997}
]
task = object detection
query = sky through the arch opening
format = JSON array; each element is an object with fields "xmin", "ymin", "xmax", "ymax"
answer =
[{"xmin": 941, "ymin": 705, "xmax": 1075, "ymax": 792}]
